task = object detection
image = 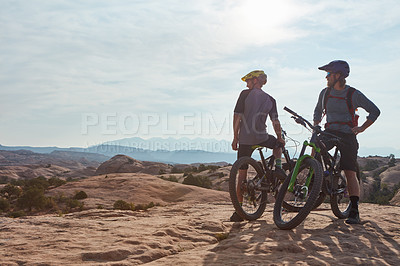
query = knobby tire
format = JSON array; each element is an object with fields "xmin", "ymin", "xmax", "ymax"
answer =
[
  {"xmin": 229, "ymin": 156, "xmax": 267, "ymax": 221},
  {"xmin": 273, "ymin": 157, "xmax": 323, "ymax": 230}
]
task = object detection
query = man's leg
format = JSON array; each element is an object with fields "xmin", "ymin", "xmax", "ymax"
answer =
[
  {"xmin": 273, "ymin": 147, "xmax": 283, "ymax": 168},
  {"xmin": 344, "ymin": 170, "xmax": 360, "ymax": 197},
  {"xmin": 231, "ymin": 145, "xmax": 251, "ymax": 222},
  {"xmin": 345, "ymin": 170, "xmax": 361, "ymax": 224}
]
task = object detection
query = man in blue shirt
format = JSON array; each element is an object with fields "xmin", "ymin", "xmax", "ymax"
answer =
[{"xmin": 314, "ymin": 60, "xmax": 380, "ymax": 224}]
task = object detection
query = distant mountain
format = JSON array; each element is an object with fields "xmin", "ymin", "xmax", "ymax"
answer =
[
  {"xmin": 0, "ymin": 144, "xmax": 63, "ymax": 154},
  {"xmin": 0, "ymin": 149, "xmax": 107, "ymax": 181},
  {"xmin": 0, "ymin": 143, "xmax": 236, "ymax": 164},
  {"xmin": 85, "ymin": 144, "xmax": 236, "ymax": 164},
  {"xmin": 103, "ymin": 137, "xmax": 233, "ymax": 153},
  {"xmin": 1, "ymin": 136, "xmax": 398, "ymax": 165}
]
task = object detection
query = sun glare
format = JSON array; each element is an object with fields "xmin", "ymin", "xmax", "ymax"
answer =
[{"xmin": 223, "ymin": 0, "xmax": 309, "ymax": 45}]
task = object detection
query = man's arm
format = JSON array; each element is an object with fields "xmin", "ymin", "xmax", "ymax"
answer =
[
  {"xmin": 352, "ymin": 119, "xmax": 374, "ymax": 135},
  {"xmin": 352, "ymin": 90, "xmax": 380, "ymax": 135},
  {"xmin": 232, "ymin": 113, "xmax": 241, "ymax": 150},
  {"xmin": 313, "ymin": 89, "xmax": 325, "ymax": 126},
  {"xmin": 272, "ymin": 119, "xmax": 285, "ymax": 145}
]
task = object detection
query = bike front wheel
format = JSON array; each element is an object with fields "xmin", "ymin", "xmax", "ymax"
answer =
[
  {"xmin": 229, "ymin": 156, "xmax": 267, "ymax": 221},
  {"xmin": 273, "ymin": 157, "xmax": 323, "ymax": 230}
]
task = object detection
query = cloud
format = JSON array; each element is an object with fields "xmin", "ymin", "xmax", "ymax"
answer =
[{"xmin": 0, "ymin": 0, "xmax": 399, "ymax": 148}]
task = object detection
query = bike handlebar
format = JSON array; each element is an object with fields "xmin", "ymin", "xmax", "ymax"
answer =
[
  {"xmin": 284, "ymin": 106, "xmax": 342, "ymax": 141},
  {"xmin": 284, "ymin": 106, "xmax": 316, "ymax": 131},
  {"xmin": 283, "ymin": 106, "xmax": 342, "ymax": 142}
]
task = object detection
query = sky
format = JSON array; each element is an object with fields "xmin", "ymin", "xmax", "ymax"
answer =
[{"xmin": 1, "ymin": 0, "xmax": 399, "ymax": 156}]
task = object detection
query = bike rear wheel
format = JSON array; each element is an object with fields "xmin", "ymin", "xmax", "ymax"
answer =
[
  {"xmin": 229, "ymin": 156, "xmax": 268, "ymax": 221},
  {"xmin": 330, "ymin": 162, "xmax": 361, "ymax": 218},
  {"xmin": 330, "ymin": 172, "xmax": 351, "ymax": 218},
  {"xmin": 273, "ymin": 157, "xmax": 323, "ymax": 230}
]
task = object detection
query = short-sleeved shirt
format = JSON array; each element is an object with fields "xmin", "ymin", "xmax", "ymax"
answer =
[{"xmin": 234, "ymin": 88, "xmax": 278, "ymax": 145}]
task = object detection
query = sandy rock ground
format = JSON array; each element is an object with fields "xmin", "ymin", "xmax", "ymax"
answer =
[{"xmin": 1, "ymin": 201, "xmax": 399, "ymax": 265}]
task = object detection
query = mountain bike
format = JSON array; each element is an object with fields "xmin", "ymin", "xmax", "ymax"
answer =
[
  {"xmin": 273, "ymin": 107, "xmax": 324, "ymax": 230},
  {"xmin": 282, "ymin": 107, "xmax": 361, "ymax": 219},
  {"xmin": 229, "ymin": 131, "xmax": 295, "ymax": 221}
]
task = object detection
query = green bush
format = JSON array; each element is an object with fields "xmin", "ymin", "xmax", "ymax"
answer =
[
  {"xmin": 388, "ymin": 154, "xmax": 396, "ymax": 167},
  {"xmin": 48, "ymin": 177, "xmax": 66, "ymax": 187},
  {"xmin": 113, "ymin": 200, "xmax": 134, "ymax": 211},
  {"xmin": 182, "ymin": 174, "xmax": 212, "ymax": 189},
  {"xmin": 8, "ymin": 210, "xmax": 26, "ymax": 218},
  {"xmin": 1, "ymin": 184, "xmax": 22, "ymax": 199},
  {"xmin": 26, "ymin": 176, "xmax": 50, "ymax": 190},
  {"xmin": 362, "ymin": 160, "xmax": 380, "ymax": 171},
  {"xmin": 0, "ymin": 176, "xmax": 10, "ymax": 184},
  {"xmin": 159, "ymin": 175, "xmax": 178, "ymax": 182},
  {"xmin": 171, "ymin": 166, "xmax": 183, "ymax": 174},
  {"xmin": 198, "ymin": 164, "xmax": 207, "ymax": 172},
  {"xmin": 364, "ymin": 181, "xmax": 400, "ymax": 205},
  {"xmin": 66, "ymin": 199, "xmax": 84, "ymax": 210},
  {"xmin": 73, "ymin": 191, "xmax": 88, "ymax": 200},
  {"xmin": 17, "ymin": 187, "xmax": 47, "ymax": 211},
  {"xmin": 0, "ymin": 197, "xmax": 10, "ymax": 212},
  {"xmin": 372, "ymin": 166, "xmax": 389, "ymax": 180}
]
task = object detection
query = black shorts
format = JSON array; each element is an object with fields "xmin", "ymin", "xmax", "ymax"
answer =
[
  {"xmin": 237, "ymin": 135, "xmax": 279, "ymax": 170},
  {"xmin": 324, "ymin": 129, "xmax": 359, "ymax": 172}
]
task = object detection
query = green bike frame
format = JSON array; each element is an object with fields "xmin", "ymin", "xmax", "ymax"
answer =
[{"xmin": 287, "ymin": 141, "xmax": 321, "ymax": 193}]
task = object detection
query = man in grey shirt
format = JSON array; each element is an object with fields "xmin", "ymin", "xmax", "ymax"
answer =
[
  {"xmin": 230, "ymin": 70, "xmax": 285, "ymax": 222},
  {"xmin": 314, "ymin": 60, "xmax": 380, "ymax": 224}
]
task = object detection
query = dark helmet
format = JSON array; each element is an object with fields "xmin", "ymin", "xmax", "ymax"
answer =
[{"xmin": 318, "ymin": 60, "xmax": 350, "ymax": 78}]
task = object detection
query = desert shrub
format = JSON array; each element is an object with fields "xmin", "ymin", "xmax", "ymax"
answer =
[
  {"xmin": 48, "ymin": 177, "xmax": 66, "ymax": 187},
  {"xmin": 388, "ymin": 154, "xmax": 396, "ymax": 167},
  {"xmin": 158, "ymin": 169, "xmax": 167, "ymax": 175},
  {"xmin": 27, "ymin": 176, "xmax": 50, "ymax": 190},
  {"xmin": 0, "ymin": 197, "xmax": 10, "ymax": 212},
  {"xmin": 214, "ymin": 232, "xmax": 229, "ymax": 241},
  {"xmin": 198, "ymin": 164, "xmax": 207, "ymax": 172},
  {"xmin": 44, "ymin": 197, "xmax": 59, "ymax": 211},
  {"xmin": 17, "ymin": 187, "xmax": 47, "ymax": 211},
  {"xmin": 182, "ymin": 174, "xmax": 212, "ymax": 189},
  {"xmin": 159, "ymin": 175, "xmax": 178, "ymax": 182},
  {"xmin": 66, "ymin": 199, "xmax": 84, "ymax": 210},
  {"xmin": 216, "ymin": 172, "xmax": 225, "ymax": 178},
  {"xmin": 54, "ymin": 193, "xmax": 68, "ymax": 204},
  {"xmin": 183, "ymin": 166, "xmax": 198, "ymax": 173},
  {"xmin": 0, "ymin": 184, "xmax": 22, "ymax": 199},
  {"xmin": 372, "ymin": 166, "xmax": 389, "ymax": 180},
  {"xmin": 364, "ymin": 181, "xmax": 400, "ymax": 205},
  {"xmin": 362, "ymin": 159, "xmax": 380, "ymax": 171},
  {"xmin": 134, "ymin": 203, "xmax": 146, "ymax": 211},
  {"xmin": 0, "ymin": 176, "xmax": 11, "ymax": 184},
  {"xmin": 8, "ymin": 210, "xmax": 26, "ymax": 218},
  {"xmin": 73, "ymin": 190, "xmax": 88, "ymax": 200},
  {"xmin": 171, "ymin": 166, "xmax": 183, "ymax": 174},
  {"xmin": 360, "ymin": 171, "xmax": 367, "ymax": 182},
  {"xmin": 113, "ymin": 200, "xmax": 134, "ymax": 211}
]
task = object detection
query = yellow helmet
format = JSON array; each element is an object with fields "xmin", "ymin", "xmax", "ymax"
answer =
[{"xmin": 241, "ymin": 70, "xmax": 266, "ymax": 81}]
